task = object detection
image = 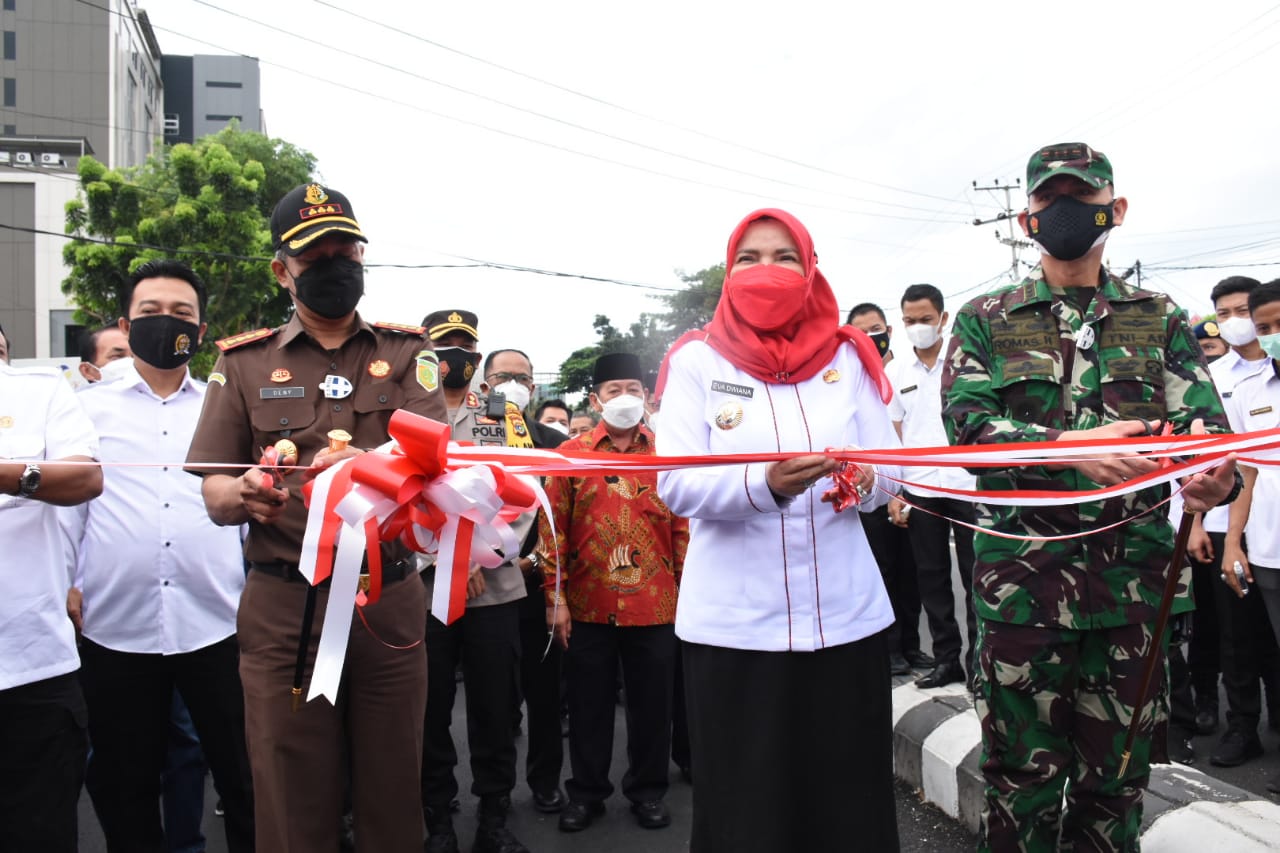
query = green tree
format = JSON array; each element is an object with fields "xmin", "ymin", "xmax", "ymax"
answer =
[
  {"xmin": 553, "ymin": 263, "xmax": 725, "ymax": 396},
  {"xmin": 62, "ymin": 124, "xmax": 316, "ymax": 377}
]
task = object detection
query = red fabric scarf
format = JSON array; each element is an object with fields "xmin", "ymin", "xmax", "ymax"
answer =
[{"xmin": 656, "ymin": 208, "xmax": 891, "ymax": 403}]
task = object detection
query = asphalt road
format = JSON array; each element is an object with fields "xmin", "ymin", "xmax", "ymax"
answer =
[
  {"xmin": 75, "ymin": 545, "xmax": 1280, "ymax": 850},
  {"xmin": 77, "ymin": 690, "xmax": 977, "ymax": 852}
]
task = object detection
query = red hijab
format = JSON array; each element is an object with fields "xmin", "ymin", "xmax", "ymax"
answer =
[{"xmin": 656, "ymin": 208, "xmax": 890, "ymax": 402}]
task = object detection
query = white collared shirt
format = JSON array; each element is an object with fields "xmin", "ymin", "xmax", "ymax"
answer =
[
  {"xmin": 0, "ymin": 364, "xmax": 98, "ymax": 690},
  {"xmin": 657, "ymin": 341, "xmax": 897, "ymax": 652},
  {"xmin": 886, "ymin": 347, "xmax": 976, "ymax": 495},
  {"xmin": 73, "ymin": 364, "xmax": 244, "ymax": 654},
  {"xmin": 1225, "ymin": 361, "xmax": 1280, "ymax": 566},
  {"xmin": 1171, "ymin": 349, "xmax": 1270, "ymax": 532}
]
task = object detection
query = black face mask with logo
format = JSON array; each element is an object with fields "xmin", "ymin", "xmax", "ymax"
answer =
[
  {"xmin": 129, "ymin": 314, "xmax": 200, "ymax": 370},
  {"xmin": 868, "ymin": 330, "xmax": 891, "ymax": 358},
  {"xmin": 1026, "ymin": 195, "xmax": 1115, "ymax": 262},
  {"xmin": 292, "ymin": 256, "xmax": 365, "ymax": 319},
  {"xmin": 435, "ymin": 346, "xmax": 481, "ymax": 389}
]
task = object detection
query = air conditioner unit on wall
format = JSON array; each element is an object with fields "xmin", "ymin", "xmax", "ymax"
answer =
[
  {"xmin": 39, "ymin": 153, "xmax": 62, "ymax": 167},
  {"xmin": 13, "ymin": 151, "xmax": 32, "ymax": 165}
]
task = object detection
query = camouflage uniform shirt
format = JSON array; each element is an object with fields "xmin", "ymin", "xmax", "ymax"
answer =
[{"xmin": 941, "ymin": 267, "xmax": 1227, "ymax": 630}]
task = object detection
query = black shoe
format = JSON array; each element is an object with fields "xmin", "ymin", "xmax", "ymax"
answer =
[
  {"xmin": 889, "ymin": 652, "xmax": 911, "ymax": 676},
  {"xmin": 1210, "ymin": 728, "xmax": 1264, "ymax": 767},
  {"xmin": 915, "ymin": 661, "xmax": 965, "ymax": 689},
  {"xmin": 630, "ymin": 800, "xmax": 671, "ymax": 829},
  {"xmin": 1195, "ymin": 709, "xmax": 1218, "ymax": 736},
  {"xmin": 558, "ymin": 801, "xmax": 605, "ymax": 832},
  {"xmin": 1168, "ymin": 736, "xmax": 1195, "ymax": 766},
  {"xmin": 532, "ymin": 787, "xmax": 568, "ymax": 813},
  {"xmin": 473, "ymin": 824, "xmax": 529, "ymax": 853},
  {"xmin": 905, "ymin": 650, "xmax": 935, "ymax": 669},
  {"xmin": 424, "ymin": 824, "xmax": 459, "ymax": 853}
]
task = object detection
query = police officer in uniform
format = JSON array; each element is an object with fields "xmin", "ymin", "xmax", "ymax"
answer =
[
  {"xmin": 418, "ymin": 309, "xmax": 564, "ymax": 853},
  {"xmin": 186, "ymin": 183, "xmax": 446, "ymax": 853},
  {"xmin": 942, "ymin": 144, "xmax": 1238, "ymax": 852}
]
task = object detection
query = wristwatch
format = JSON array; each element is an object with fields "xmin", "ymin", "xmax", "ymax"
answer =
[{"xmin": 17, "ymin": 463, "xmax": 41, "ymax": 497}]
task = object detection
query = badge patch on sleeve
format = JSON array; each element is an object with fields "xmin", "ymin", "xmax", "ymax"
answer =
[{"xmin": 416, "ymin": 350, "xmax": 439, "ymax": 392}]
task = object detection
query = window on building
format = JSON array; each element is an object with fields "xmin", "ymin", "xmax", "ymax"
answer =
[
  {"xmin": 205, "ymin": 114, "xmax": 242, "ymax": 122},
  {"xmin": 205, "ymin": 80, "xmax": 243, "ymax": 88},
  {"xmin": 2, "ymin": 124, "xmax": 13, "ymax": 135},
  {"xmin": 3, "ymin": 78, "xmax": 13, "ymax": 107},
  {"xmin": 1, "ymin": 1, "xmax": 13, "ymax": 11},
  {"xmin": 2, "ymin": 31, "xmax": 13, "ymax": 61}
]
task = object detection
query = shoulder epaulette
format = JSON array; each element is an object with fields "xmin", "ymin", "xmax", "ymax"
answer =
[
  {"xmin": 216, "ymin": 327, "xmax": 279, "ymax": 352},
  {"xmin": 465, "ymin": 391, "xmax": 481, "ymax": 409},
  {"xmin": 373, "ymin": 321, "xmax": 427, "ymax": 336}
]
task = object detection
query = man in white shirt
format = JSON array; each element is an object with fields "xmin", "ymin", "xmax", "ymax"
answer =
[
  {"xmin": 1219, "ymin": 278, "xmax": 1280, "ymax": 791},
  {"xmin": 72, "ymin": 260, "xmax": 255, "ymax": 852},
  {"xmin": 886, "ymin": 284, "xmax": 978, "ymax": 690},
  {"xmin": 1187, "ymin": 276, "xmax": 1280, "ymax": 768},
  {"xmin": 0, "ymin": 360, "xmax": 102, "ymax": 852},
  {"xmin": 848, "ymin": 303, "xmax": 930, "ymax": 676}
]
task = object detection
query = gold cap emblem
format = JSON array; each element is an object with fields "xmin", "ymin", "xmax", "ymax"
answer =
[
  {"xmin": 448, "ymin": 311, "xmax": 462, "ymax": 323},
  {"xmin": 304, "ymin": 183, "xmax": 329, "ymax": 205}
]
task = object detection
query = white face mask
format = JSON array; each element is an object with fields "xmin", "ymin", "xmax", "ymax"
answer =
[
  {"xmin": 97, "ymin": 356, "xmax": 135, "ymax": 383},
  {"xmin": 1217, "ymin": 315, "xmax": 1257, "ymax": 347},
  {"xmin": 904, "ymin": 320, "xmax": 942, "ymax": 351},
  {"xmin": 493, "ymin": 380, "xmax": 531, "ymax": 412},
  {"xmin": 600, "ymin": 393, "xmax": 646, "ymax": 429},
  {"xmin": 544, "ymin": 420, "xmax": 569, "ymax": 435}
]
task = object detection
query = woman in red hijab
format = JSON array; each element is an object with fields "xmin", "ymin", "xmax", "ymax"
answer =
[{"xmin": 656, "ymin": 209, "xmax": 901, "ymax": 852}]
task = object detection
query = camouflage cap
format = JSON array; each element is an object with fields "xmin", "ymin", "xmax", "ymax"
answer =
[{"xmin": 1026, "ymin": 143, "xmax": 1113, "ymax": 193}]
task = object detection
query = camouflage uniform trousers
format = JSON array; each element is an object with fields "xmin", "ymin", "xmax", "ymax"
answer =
[{"xmin": 974, "ymin": 617, "xmax": 1168, "ymax": 853}]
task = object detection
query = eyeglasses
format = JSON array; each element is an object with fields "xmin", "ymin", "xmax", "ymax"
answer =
[{"xmin": 487, "ymin": 372, "xmax": 533, "ymax": 384}]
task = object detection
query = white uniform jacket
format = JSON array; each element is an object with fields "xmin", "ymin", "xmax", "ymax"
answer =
[{"xmin": 657, "ymin": 340, "xmax": 898, "ymax": 652}]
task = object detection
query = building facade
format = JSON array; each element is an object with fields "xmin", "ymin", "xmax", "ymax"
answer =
[
  {"xmin": 161, "ymin": 54, "xmax": 263, "ymax": 145},
  {"xmin": 0, "ymin": 0, "xmax": 163, "ymax": 359}
]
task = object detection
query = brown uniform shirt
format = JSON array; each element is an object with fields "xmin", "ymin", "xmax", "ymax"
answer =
[{"xmin": 185, "ymin": 312, "xmax": 446, "ymax": 563}]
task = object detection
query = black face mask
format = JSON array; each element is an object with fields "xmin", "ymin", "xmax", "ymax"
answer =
[
  {"xmin": 436, "ymin": 346, "xmax": 480, "ymax": 389},
  {"xmin": 1025, "ymin": 195, "xmax": 1115, "ymax": 262},
  {"xmin": 868, "ymin": 330, "xmax": 891, "ymax": 359},
  {"xmin": 292, "ymin": 256, "xmax": 365, "ymax": 319},
  {"xmin": 128, "ymin": 314, "xmax": 200, "ymax": 370}
]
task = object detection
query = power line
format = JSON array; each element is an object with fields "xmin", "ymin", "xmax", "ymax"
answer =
[
  {"xmin": 187, "ymin": 0, "xmax": 963, "ymax": 217},
  {"xmin": 66, "ymin": 0, "xmax": 964, "ymax": 225},
  {"xmin": 308, "ymin": 0, "xmax": 966, "ymax": 207},
  {"xmin": 0, "ymin": 221, "xmax": 686, "ymax": 291}
]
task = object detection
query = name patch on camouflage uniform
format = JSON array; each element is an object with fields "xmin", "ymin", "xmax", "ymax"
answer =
[
  {"xmin": 992, "ymin": 314, "xmax": 1057, "ymax": 355},
  {"xmin": 1104, "ymin": 357, "xmax": 1163, "ymax": 383},
  {"xmin": 1101, "ymin": 301, "xmax": 1166, "ymax": 348}
]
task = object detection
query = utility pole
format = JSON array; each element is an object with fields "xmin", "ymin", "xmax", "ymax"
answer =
[{"xmin": 972, "ymin": 178, "xmax": 1031, "ymax": 282}]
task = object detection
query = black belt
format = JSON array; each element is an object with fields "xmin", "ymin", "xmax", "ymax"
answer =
[{"xmin": 249, "ymin": 559, "xmax": 413, "ymax": 587}]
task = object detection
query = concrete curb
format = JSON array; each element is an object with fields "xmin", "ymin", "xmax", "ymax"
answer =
[{"xmin": 891, "ymin": 678, "xmax": 1280, "ymax": 849}]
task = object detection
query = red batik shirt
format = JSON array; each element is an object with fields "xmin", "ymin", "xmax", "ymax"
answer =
[{"xmin": 538, "ymin": 422, "xmax": 688, "ymax": 626}]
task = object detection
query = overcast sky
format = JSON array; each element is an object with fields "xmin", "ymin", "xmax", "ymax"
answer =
[{"xmin": 138, "ymin": 0, "xmax": 1280, "ymax": 375}]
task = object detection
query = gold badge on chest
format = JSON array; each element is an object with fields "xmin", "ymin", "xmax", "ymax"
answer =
[{"xmin": 714, "ymin": 401, "xmax": 744, "ymax": 430}]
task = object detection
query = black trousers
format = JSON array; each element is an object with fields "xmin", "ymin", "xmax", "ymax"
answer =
[
  {"xmin": 517, "ymin": 588, "xmax": 564, "ymax": 795},
  {"xmin": 422, "ymin": 599, "xmax": 522, "ymax": 808},
  {"xmin": 908, "ymin": 495, "xmax": 977, "ymax": 670},
  {"xmin": 671, "ymin": 636, "xmax": 691, "ymax": 772},
  {"xmin": 564, "ymin": 621, "xmax": 675, "ymax": 805},
  {"xmin": 683, "ymin": 634, "xmax": 899, "ymax": 853},
  {"xmin": 0, "ymin": 672, "xmax": 88, "ymax": 853},
  {"xmin": 860, "ymin": 507, "xmax": 923, "ymax": 657},
  {"xmin": 1211, "ymin": 532, "xmax": 1280, "ymax": 734},
  {"xmin": 79, "ymin": 636, "xmax": 255, "ymax": 853},
  {"xmin": 1187, "ymin": 554, "xmax": 1222, "ymax": 708}
]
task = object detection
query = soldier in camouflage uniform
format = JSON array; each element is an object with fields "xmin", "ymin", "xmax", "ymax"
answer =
[{"xmin": 941, "ymin": 143, "xmax": 1239, "ymax": 852}]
